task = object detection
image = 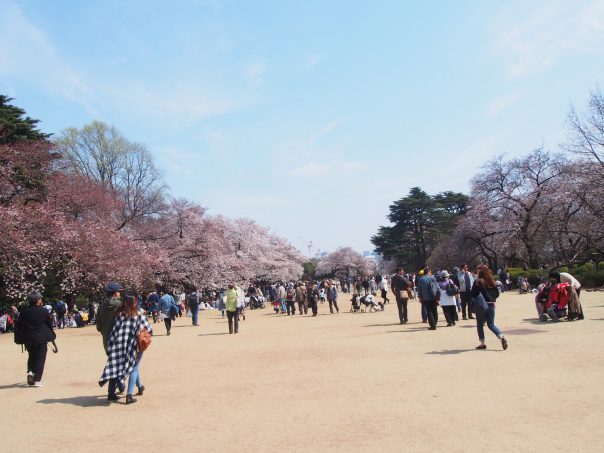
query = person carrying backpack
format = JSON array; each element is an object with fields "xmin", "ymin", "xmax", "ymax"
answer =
[
  {"xmin": 55, "ymin": 300, "xmax": 67, "ymax": 329},
  {"xmin": 187, "ymin": 290, "xmax": 200, "ymax": 326},
  {"xmin": 285, "ymin": 285, "xmax": 296, "ymax": 315},
  {"xmin": 417, "ymin": 267, "xmax": 440, "ymax": 330}
]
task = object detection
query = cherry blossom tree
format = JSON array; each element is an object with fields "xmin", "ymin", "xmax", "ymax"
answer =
[
  {"xmin": 470, "ymin": 149, "xmax": 563, "ymax": 268},
  {"xmin": 316, "ymin": 247, "xmax": 375, "ymax": 279}
]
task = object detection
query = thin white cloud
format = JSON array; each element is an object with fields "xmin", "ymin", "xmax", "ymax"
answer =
[
  {"xmin": 161, "ymin": 147, "xmax": 202, "ymax": 160},
  {"xmin": 494, "ymin": 0, "xmax": 604, "ymax": 77},
  {"xmin": 291, "ymin": 160, "xmax": 361, "ymax": 177},
  {"xmin": 103, "ymin": 82, "xmax": 238, "ymax": 125},
  {"xmin": 0, "ymin": 1, "xmax": 247, "ymax": 126},
  {"xmin": 485, "ymin": 91, "xmax": 524, "ymax": 117},
  {"xmin": 0, "ymin": 1, "xmax": 98, "ymax": 114},
  {"xmin": 245, "ymin": 61, "xmax": 267, "ymax": 89},
  {"xmin": 308, "ymin": 121, "xmax": 339, "ymax": 145},
  {"xmin": 306, "ymin": 54, "xmax": 321, "ymax": 68}
]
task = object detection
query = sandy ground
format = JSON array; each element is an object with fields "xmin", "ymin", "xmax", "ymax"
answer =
[{"xmin": 1, "ymin": 290, "xmax": 603, "ymax": 452}]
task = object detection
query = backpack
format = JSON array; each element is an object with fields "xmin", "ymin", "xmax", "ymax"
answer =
[
  {"xmin": 13, "ymin": 318, "xmax": 24, "ymax": 345},
  {"xmin": 445, "ymin": 282, "xmax": 457, "ymax": 297},
  {"xmin": 485, "ymin": 286, "xmax": 500, "ymax": 302},
  {"xmin": 56, "ymin": 301, "xmax": 66, "ymax": 314},
  {"xmin": 187, "ymin": 293, "xmax": 199, "ymax": 305}
]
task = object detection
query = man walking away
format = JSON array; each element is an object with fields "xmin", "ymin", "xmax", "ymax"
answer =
[
  {"xmin": 225, "ymin": 284, "xmax": 239, "ymax": 334},
  {"xmin": 55, "ymin": 300, "xmax": 67, "ymax": 329},
  {"xmin": 187, "ymin": 289, "xmax": 201, "ymax": 326},
  {"xmin": 326, "ymin": 280, "xmax": 339, "ymax": 314},
  {"xmin": 159, "ymin": 290, "xmax": 178, "ymax": 336},
  {"xmin": 146, "ymin": 291, "xmax": 160, "ymax": 323},
  {"xmin": 308, "ymin": 282, "xmax": 319, "ymax": 316},
  {"xmin": 295, "ymin": 283, "xmax": 308, "ymax": 315},
  {"xmin": 417, "ymin": 268, "xmax": 440, "ymax": 330},
  {"xmin": 379, "ymin": 276, "xmax": 390, "ymax": 305},
  {"xmin": 391, "ymin": 268, "xmax": 411, "ymax": 323}
]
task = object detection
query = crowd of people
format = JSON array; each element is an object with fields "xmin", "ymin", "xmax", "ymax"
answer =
[{"xmin": 7, "ymin": 263, "xmax": 586, "ymax": 404}]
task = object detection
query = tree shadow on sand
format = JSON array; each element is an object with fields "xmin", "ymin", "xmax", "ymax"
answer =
[{"xmin": 37, "ymin": 395, "xmax": 112, "ymax": 407}]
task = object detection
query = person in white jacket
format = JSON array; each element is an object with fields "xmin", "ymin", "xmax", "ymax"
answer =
[
  {"xmin": 438, "ymin": 270, "xmax": 459, "ymax": 326},
  {"xmin": 378, "ymin": 276, "xmax": 390, "ymax": 305}
]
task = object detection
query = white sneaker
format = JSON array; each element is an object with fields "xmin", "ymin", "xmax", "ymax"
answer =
[{"xmin": 33, "ymin": 381, "xmax": 44, "ymax": 387}]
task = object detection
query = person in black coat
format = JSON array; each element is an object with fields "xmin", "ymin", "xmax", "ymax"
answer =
[{"xmin": 17, "ymin": 291, "xmax": 56, "ymax": 386}]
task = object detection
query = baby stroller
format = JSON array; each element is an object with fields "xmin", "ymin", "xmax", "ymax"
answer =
[{"xmin": 350, "ymin": 294, "xmax": 361, "ymax": 312}]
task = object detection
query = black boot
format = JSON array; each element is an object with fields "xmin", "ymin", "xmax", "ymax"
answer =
[{"xmin": 126, "ymin": 394, "xmax": 137, "ymax": 404}]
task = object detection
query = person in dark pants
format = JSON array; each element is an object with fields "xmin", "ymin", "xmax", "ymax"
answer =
[
  {"xmin": 307, "ymin": 282, "xmax": 319, "ymax": 316},
  {"xmin": 326, "ymin": 280, "xmax": 339, "ymax": 314},
  {"xmin": 457, "ymin": 264, "xmax": 475, "ymax": 320},
  {"xmin": 159, "ymin": 290, "xmax": 178, "ymax": 336},
  {"xmin": 17, "ymin": 291, "xmax": 56, "ymax": 386},
  {"xmin": 391, "ymin": 268, "xmax": 411, "ymax": 324},
  {"xmin": 225, "ymin": 284, "xmax": 239, "ymax": 334},
  {"xmin": 417, "ymin": 267, "xmax": 440, "ymax": 330},
  {"xmin": 96, "ymin": 282, "xmax": 125, "ymax": 400},
  {"xmin": 187, "ymin": 290, "xmax": 200, "ymax": 326},
  {"xmin": 285, "ymin": 286, "xmax": 296, "ymax": 315}
]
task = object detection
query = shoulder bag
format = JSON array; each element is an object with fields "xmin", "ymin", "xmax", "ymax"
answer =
[{"xmin": 137, "ymin": 316, "xmax": 152, "ymax": 351}]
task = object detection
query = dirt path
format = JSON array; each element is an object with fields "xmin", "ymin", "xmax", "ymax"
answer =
[{"xmin": 1, "ymin": 291, "xmax": 603, "ymax": 452}]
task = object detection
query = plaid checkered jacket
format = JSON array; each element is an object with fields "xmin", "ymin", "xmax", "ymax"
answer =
[{"xmin": 99, "ymin": 311, "xmax": 152, "ymax": 387}]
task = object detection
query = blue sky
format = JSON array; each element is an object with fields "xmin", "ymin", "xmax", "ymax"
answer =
[{"xmin": 2, "ymin": 0, "xmax": 604, "ymax": 256}]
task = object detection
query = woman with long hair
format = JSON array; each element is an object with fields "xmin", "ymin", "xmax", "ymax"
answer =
[
  {"xmin": 99, "ymin": 294, "xmax": 152, "ymax": 404},
  {"xmin": 471, "ymin": 265, "xmax": 508, "ymax": 351}
]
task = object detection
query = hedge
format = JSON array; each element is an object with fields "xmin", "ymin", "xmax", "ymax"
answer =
[{"xmin": 505, "ymin": 266, "xmax": 604, "ymax": 288}]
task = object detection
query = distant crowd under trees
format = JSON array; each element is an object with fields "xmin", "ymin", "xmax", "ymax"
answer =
[
  {"xmin": 373, "ymin": 88, "xmax": 604, "ymax": 275},
  {"xmin": 0, "ymin": 96, "xmax": 305, "ymax": 308}
]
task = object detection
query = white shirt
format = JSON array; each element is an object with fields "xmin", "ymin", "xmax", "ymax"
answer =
[{"xmin": 560, "ymin": 272, "xmax": 581, "ymax": 289}]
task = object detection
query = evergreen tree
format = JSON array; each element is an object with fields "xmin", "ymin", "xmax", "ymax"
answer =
[
  {"xmin": 0, "ymin": 95, "xmax": 51, "ymax": 144},
  {"xmin": 371, "ymin": 187, "xmax": 468, "ymax": 270}
]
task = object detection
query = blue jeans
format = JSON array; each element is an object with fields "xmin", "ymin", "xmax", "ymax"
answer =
[
  {"xmin": 127, "ymin": 352, "xmax": 143, "ymax": 395},
  {"xmin": 476, "ymin": 304, "xmax": 501, "ymax": 340},
  {"xmin": 190, "ymin": 304, "xmax": 199, "ymax": 325}
]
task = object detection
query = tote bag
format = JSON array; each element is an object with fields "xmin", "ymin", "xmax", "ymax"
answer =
[{"xmin": 472, "ymin": 292, "xmax": 489, "ymax": 315}]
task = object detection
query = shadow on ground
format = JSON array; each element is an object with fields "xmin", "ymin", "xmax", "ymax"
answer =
[
  {"xmin": 521, "ymin": 318, "xmax": 547, "ymax": 325},
  {"xmin": 37, "ymin": 395, "xmax": 111, "ymax": 407},
  {"xmin": 387, "ymin": 328, "xmax": 427, "ymax": 333},
  {"xmin": 0, "ymin": 383, "xmax": 30, "ymax": 390},
  {"xmin": 425, "ymin": 349, "xmax": 479, "ymax": 355}
]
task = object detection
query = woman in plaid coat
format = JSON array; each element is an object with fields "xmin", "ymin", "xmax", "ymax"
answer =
[{"xmin": 99, "ymin": 295, "xmax": 152, "ymax": 404}]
